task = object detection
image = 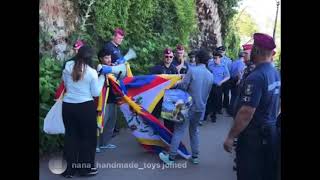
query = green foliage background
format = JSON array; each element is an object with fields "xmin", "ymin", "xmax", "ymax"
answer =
[{"xmin": 39, "ymin": 0, "xmax": 243, "ymax": 154}]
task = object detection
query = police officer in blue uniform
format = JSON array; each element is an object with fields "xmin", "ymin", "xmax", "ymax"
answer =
[
  {"xmin": 241, "ymin": 44, "xmax": 255, "ymax": 80},
  {"xmin": 227, "ymin": 51, "xmax": 246, "ymax": 116},
  {"xmin": 205, "ymin": 51, "xmax": 230, "ymax": 122},
  {"xmin": 172, "ymin": 44, "xmax": 189, "ymax": 74},
  {"xmin": 103, "ymin": 28, "xmax": 126, "ymax": 135},
  {"xmin": 150, "ymin": 48, "xmax": 178, "ymax": 75},
  {"xmin": 150, "ymin": 48, "xmax": 178, "ymax": 132},
  {"xmin": 230, "ymin": 43, "xmax": 255, "ymax": 172},
  {"xmin": 103, "ymin": 28, "xmax": 126, "ymax": 64},
  {"xmin": 223, "ymin": 33, "xmax": 280, "ymax": 180},
  {"xmin": 231, "ymin": 44, "xmax": 255, "ymax": 117},
  {"xmin": 216, "ymin": 46, "xmax": 232, "ymax": 112}
]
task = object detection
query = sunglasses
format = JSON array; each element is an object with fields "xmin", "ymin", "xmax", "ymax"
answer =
[{"xmin": 165, "ymin": 56, "xmax": 173, "ymax": 58}]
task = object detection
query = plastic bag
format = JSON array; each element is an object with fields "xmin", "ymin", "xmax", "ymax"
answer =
[{"xmin": 43, "ymin": 99, "xmax": 65, "ymax": 134}]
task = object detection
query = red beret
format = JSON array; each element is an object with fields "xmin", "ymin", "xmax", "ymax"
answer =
[
  {"xmin": 73, "ymin": 40, "xmax": 85, "ymax": 50},
  {"xmin": 114, "ymin": 28, "xmax": 125, "ymax": 36},
  {"xmin": 164, "ymin": 48, "xmax": 173, "ymax": 55},
  {"xmin": 242, "ymin": 44, "xmax": 253, "ymax": 51},
  {"xmin": 176, "ymin": 44, "xmax": 184, "ymax": 51},
  {"xmin": 253, "ymin": 33, "xmax": 276, "ymax": 50}
]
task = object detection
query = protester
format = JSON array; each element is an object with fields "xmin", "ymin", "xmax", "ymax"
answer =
[
  {"xmin": 159, "ymin": 49, "xmax": 213, "ymax": 165},
  {"xmin": 61, "ymin": 45, "xmax": 106, "ymax": 178},
  {"xmin": 96, "ymin": 49, "xmax": 118, "ymax": 153}
]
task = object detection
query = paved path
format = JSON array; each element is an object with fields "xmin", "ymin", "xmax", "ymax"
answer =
[{"xmin": 40, "ymin": 111, "xmax": 236, "ymax": 180}]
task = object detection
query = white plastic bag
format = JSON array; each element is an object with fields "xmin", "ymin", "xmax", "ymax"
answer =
[{"xmin": 43, "ymin": 99, "xmax": 65, "ymax": 134}]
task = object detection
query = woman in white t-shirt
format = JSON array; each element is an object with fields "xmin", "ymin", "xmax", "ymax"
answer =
[{"xmin": 61, "ymin": 45, "xmax": 105, "ymax": 178}]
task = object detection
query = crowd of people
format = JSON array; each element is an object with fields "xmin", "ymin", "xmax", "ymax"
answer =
[{"xmin": 57, "ymin": 27, "xmax": 281, "ymax": 180}]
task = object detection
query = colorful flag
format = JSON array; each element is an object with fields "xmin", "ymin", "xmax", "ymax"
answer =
[
  {"xmin": 54, "ymin": 62, "xmax": 191, "ymax": 159},
  {"xmin": 109, "ymin": 74, "xmax": 191, "ymax": 159}
]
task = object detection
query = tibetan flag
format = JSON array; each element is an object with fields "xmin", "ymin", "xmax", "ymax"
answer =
[
  {"xmin": 122, "ymin": 74, "xmax": 180, "ymax": 113},
  {"xmin": 109, "ymin": 74, "xmax": 191, "ymax": 159},
  {"xmin": 96, "ymin": 78, "xmax": 110, "ymax": 133},
  {"xmin": 54, "ymin": 81, "xmax": 65, "ymax": 100}
]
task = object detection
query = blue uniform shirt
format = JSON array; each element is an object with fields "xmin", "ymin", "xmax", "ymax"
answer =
[
  {"xmin": 104, "ymin": 41, "xmax": 123, "ymax": 63},
  {"xmin": 172, "ymin": 58, "xmax": 189, "ymax": 74},
  {"xmin": 238, "ymin": 62, "xmax": 281, "ymax": 127},
  {"xmin": 221, "ymin": 55, "xmax": 232, "ymax": 71},
  {"xmin": 208, "ymin": 62, "xmax": 230, "ymax": 85},
  {"xmin": 150, "ymin": 63, "xmax": 178, "ymax": 75},
  {"xmin": 230, "ymin": 58, "xmax": 246, "ymax": 79}
]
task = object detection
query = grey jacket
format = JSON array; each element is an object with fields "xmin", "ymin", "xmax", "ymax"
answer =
[{"xmin": 176, "ymin": 64, "xmax": 213, "ymax": 112}]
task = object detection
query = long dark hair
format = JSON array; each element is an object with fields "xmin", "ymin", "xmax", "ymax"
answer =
[{"xmin": 72, "ymin": 45, "xmax": 94, "ymax": 82}]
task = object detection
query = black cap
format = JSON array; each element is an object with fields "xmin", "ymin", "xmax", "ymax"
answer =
[
  {"xmin": 212, "ymin": 51, "xmax": 223, "ymax": 58},
  {"xmin": 216, "ymin": 46, "xmax": 226, "ymax": 52}
]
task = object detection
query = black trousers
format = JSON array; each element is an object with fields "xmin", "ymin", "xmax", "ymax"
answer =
[
  {"xmin": 236, "ymin": 126, "xmax": 278, "ymax": 180},
  {"xmin": 205, "ymin": 84, "xmax": 222, "ymax": 118},
  {"xmin": 222, "ymin": 79, "xmax": 232, "ymax": 109},
  {"xmin": 228, "ymin": 78, "xmax": 240, "ymax": 116},
  {"xmin": 62, "ymin": 101, "xmax": 97, "ymax": 174}
]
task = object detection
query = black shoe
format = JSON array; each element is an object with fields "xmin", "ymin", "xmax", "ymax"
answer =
[
  {"xmin": 199, "ymin": 121, "xmax": 203, "ymax": 126},
  {"xmin": 114, "ymin": 128, "xmax": 120, "ymax": 133},
  {"xmin": 217, "ymin": 110, "xmax": 222, "ymax": 114}
]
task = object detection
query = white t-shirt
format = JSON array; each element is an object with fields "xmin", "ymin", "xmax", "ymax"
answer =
[{"xmin": 62, "ymin": 61, "xmax": 105, "ymax": 103}]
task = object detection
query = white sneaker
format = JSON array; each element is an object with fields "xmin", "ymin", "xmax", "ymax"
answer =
[
  {"xmin": 159, "ymin": 152, "xmax": 174, "ymax": 165},
  {"xmin": 100, "ymin": 144, "xmax": 117, "ymax": 149}
]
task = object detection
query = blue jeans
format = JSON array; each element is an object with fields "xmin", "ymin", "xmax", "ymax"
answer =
[{"xmin": 169, "ymin": 110, "xmax": 203, "ymax": 159}]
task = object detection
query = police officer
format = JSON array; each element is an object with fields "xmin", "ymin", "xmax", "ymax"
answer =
[
  {"xmin": 227, "ymin": 51, "xmax": 246, "ymax": 116},
  {"xmin": 232, "ymin": 44, "xmax": 255, "ymax": 112},
  {"xmin": 150, "ymin": 48, "xmax": 178, "ymax": 132},
  {"xmin": 150, "ymin": 48, "xmax": 178, "ymax": 75},
  {"xmin": 216, "ymin": 46, "xmax": 232, "ymax": 112},
  {"xmin": 230, "ymin": 43, "xmax": 254, "ymax": 172},
  {"xmin": 223, "ymin": 33, "xmax": 280, "ymax": 180},
  {"xmin": 242, "ymin": 44, "xmax": 255, "ymax": 80},
  {"xmin": 205, "ymin": 51, "xmax": 230, "ymax": 122},
  {"xmin": 103, "ymin": 28, "xmax": 126, "ymax": 135},
  {"xmin": 103, "ymin": 28, "xmax": 126, "ymax": 64},
  {"xmin": 172, "ymin": 44, "xmax": 189, "ymax": 74}
]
